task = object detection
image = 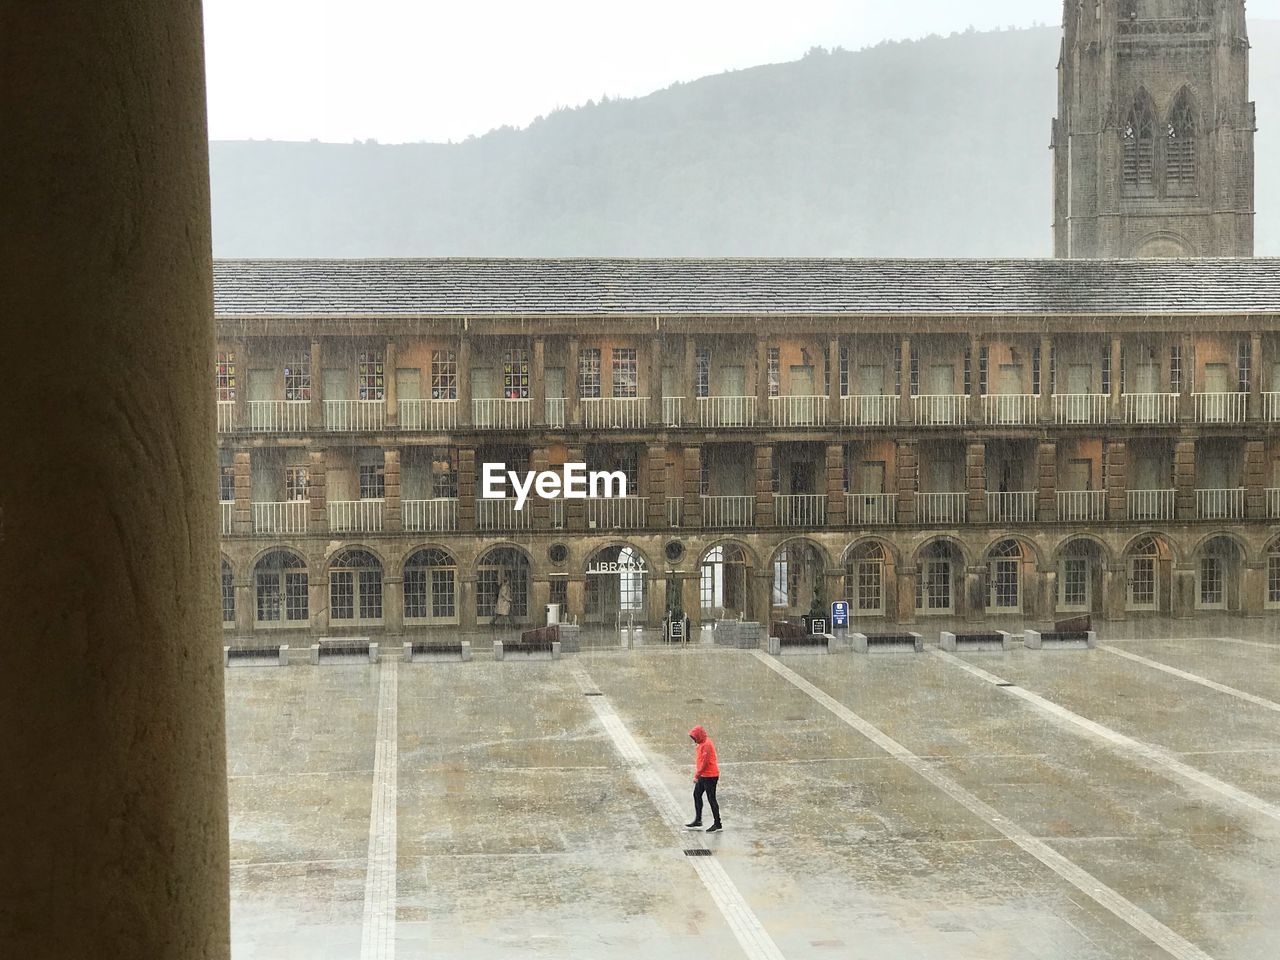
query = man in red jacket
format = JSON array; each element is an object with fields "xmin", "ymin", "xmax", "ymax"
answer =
[{"xmin": 686, "ymin": 725, "xmax": 722, "ymax": 832}]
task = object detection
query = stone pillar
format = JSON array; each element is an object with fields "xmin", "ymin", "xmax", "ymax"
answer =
[
  {"xmin": 1110, "ymin": 336, "xmax": 1123, "ymax": 419},
  {"xmin": 825, "ymin": 443, "xmax": 847, "ymax": 527},
  {"xmin": 233, "ymin": 338, "xmax": 250, "ymax": 429},
  {"xmin": 648, "ymin": 335, "xmax": 663, "ymax": 427},
  {"xmin": 1243, "ymin": 561, "xmax": 1266, "ymax": 619},
  {"xmin": 1174, "ymin": 438, "xmax": 1197, "ymax": 522},
  {"xmin": 683, "ymin": 446, "xmax": 703, "ymax": 528},
  {"xmin": 1103, "ymin": 564, "xmax": 1126, "ymax": 622},
  {"xmin": 1178, "ymin": 333, "xmax": 1193, "ymax": 421},
  {"xmin": 964, "ymin": 565, "xmax": 985, "ymax": 623},
  {"xmin": 649, "ymin": 576, "xmax": 668, "ymax": 628},
  {"xmin": 532, "ymin": 337, "xmax": 546, "ymax": 427},
  {"xmin": 457, "ymin": 334, "xmax": 472, "ymax": 426},
  {"xmin": 457, "ymin": 447, "xmax": 477, "ymax": 532},
  {"xmin": 750, "ymin": 571, "xmax": 773, "ymax": 628},
  {"xmin": 233, "ymin": 449, "xmax": 252, "ymax": 535},
  {"xmin": 898, "ymin": 337, "xmax": 912, "ymax": 423},
  {"xmin": 896, "ymin": 439, "xmax": 918, "ymax": 525},
  {"xmin": 1245, "ymin": 439, "xmax": 1266, "ymax": 520},
  {"xmin": 1039, "ymin": 335, "xmax": 1053, "ymax": 422},
  {"xmin": 567, "ymin": 337, "xmax": 581, "ymax": 427},
  {"xmin": 646, "ymin": 443, "xmax": 667, "ymax": 529},
  {"xmin": 683, "ymin": 336, "xmax": 697, "ymax": 425},
  {"xmin": 1173, "ymin": 565, "xmax": 1196, "ymax": 619},
  {"xmin": 308, "ymin": 449, "xmax": 328, "ymax": 534},
  {"xmin": 682, "ymin": 575, "xmax": 702, "ymax": 631},
  {"xmin": 966, "ymin": 441, "xmax": 987, "ymax": 524},
  {"xmin": 459, "ymin": 575, "xmax": 477, "ymax": 628},
  {"xmin": 564, "ymin": 444, "xmax": 585, "ymax": 532},
  {"xmin": 755, "ymin": 443, "xmax": 775, "ymax": 528},
  {"xmin": 755, "ymin": 336, "xmax": 770, "ymax": 414},
  {"xmin": 896, "ymin": 569, "xmax": 917, "ymax": 624},
  {"xmin": 383, "ymin": 576, "xmax": 404, "ymax": 635},
  {"xmin": 309, "ymin": 337, "xmax": 324, "ymax": 429},
  {"xmin": 531, "ymin": 578, "xmax": 551, "ymax": 627},
  {"xmin": 310, "ymin": 568, "xmax": 330, "ymax": 637},
  {"xmin": 1038, "ymin": 565, "xmax": 1057, "ymax": 624},
  {"xmin": 384, "ymin": 447, "xmax": 401, "ymax": 533},
  {"xmin": 1036, "ymin": 441, "xmax": 1057, "ymax": 523},
  {"xmin": 1, "ymin": 12, "xmax": 243, "ymax": 939},
  {"xmin": 828, "ymin": 338, "xmax": 842, "ymax": 424},
  {"xmin": 969, "ymin": 333, "xmax": 982, "ymax": 425},
  {"xmin": 1249, "ymin": 332, "xmax": 1264, "ymax": 420},
  {"xmin": 385, "ymin": 338, "xmax": 398, "ymax": 427},
  {"xmin": 234, "ymin": 577, "xmax": 255, "ymax": 636},
  {"xmin": 529, "ymin": 447, "xmax": 550, "ymax": 531},
  {"xmin": 1105, "ymin": 440, "xmax": 1127, "ymax": 522}
]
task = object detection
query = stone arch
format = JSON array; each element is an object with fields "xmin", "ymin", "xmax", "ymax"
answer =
[
  {"xmin": 911, "ymin": 535, "xmax": 972, "ymax": 570},
  {"xmin": 252, "ymin": 548, "xmax": 310, "ymax": 626},
  {"xmin": 248, "ymin": 543, "xmax": 309, "ymax": 572},
  {"xmin": 323, "ymin": 542, "xmax": 387, "ymax": 575},
  {"xmin": 1192, "ymin": 533, "xmax": 1246, "ymax": 613},
  {"xmin": 1121, "ymin": 531, "xmax": 1181, "ymax": 565},
  {"xmin": 476, "ymin": 545, "xmax": 533, "ymax": 626},
  {"xmin": 1122, "ymin": 533, "xmax": 1176, "ymax": 614},
  {"xmin": 843, "ymin": 538, "xmax": 898, "ymax": 618},
  {"xmin": 1190, "ymin": 530, "xmax": 1252, "ymax": 566},
  {"xmin": 403, "ymin": 546, "xmax": 460, "ymax": 626},
  {"xmin": 695, "ymin": 537, "xmax": 760, "ymax": 571},
  {"xmin": 1052, "ymin": 533, "xmax": 1114, "ymax": 567},
  {"xmin": 1053, "ymin": 535, "xmax": 1111, "ymax": 616},
  {"xmin": 914, "ymin": 538, "xmax": 967, "ymax": 617},
  {"xmin": 982, "ymin": 533, "xmax": 1045, "ymax": 569},
  {"xmin": 1132, "ymin": 231, "xmax": 1195, "ymax": 258},
  {"xmin": 326, "ymin": 548, "xmax": 385, "ymax": 626},
  {"xmin": 1120, "ymin": 86, "xmax": 1158, "ymax": 192}
]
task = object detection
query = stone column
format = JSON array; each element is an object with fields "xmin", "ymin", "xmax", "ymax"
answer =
[
  {"xmin": 457, "ymin": 334, "xmax": 472, "ymax": 426},
  {"xmin": 233, "ymin": 337, "xmax": 250, "ymax": 429},
  {"xmin": 1178, "ymin": 333, "xmax": 1193, "ymax": 421},
  {"xmin": 969, "ymin": 333, "xmax": 982, "ymax": 425},
  {"xmin": 457, "ymin": 447, "xmax": 477, "ymax": 532},
  {"xmin": 383, "ymin": 576, "xmax": 404, "ymax": 636},
  {"xmin": 828, "ymin": 337, "xmax": 842, "ymax": 424},
  {"xmin": 3, "ymin": 6, "xmax": 232, "ymax": 943},
  {"xmin": 1039, "ymin": 335, "xmax": 1053, "ymax": 423},
  {"xmin": 1245, "ymin": 439, "xmax": 1266, "ymax": 521},
  {"xmin": 565, "ymin": 444, "xmax": 585, "ymax": 532},
  {"xmin": 682, "ymin": 575, "xmax": 702, "ymax": 631},
  {"xmin": 233, "ymin": 449, "xmax": 253, "ymax": 535},
  {"xmin": 755, "ymin": 336, "xmax": 770, "ymax": 419},
  {"xmin": 1174, "ymin": 438, "xmax": 1197, "ymax": 522},
  {"xmin": 310, "ymin": 566, "xmax": 330, "ymax": 637},
  {"xmin": 898, "ymin": 336, "xmax": 912, "ymax": 423},
  {"xmin": 964, "ymin": 565, "xmax": 985, "ymax": 623},
  {"xmin": 896, "ymin": 439, "xmax": 918, "ymax": 525},
  {"xmin": 459, "ymin": 575, "xmax": 477, "ymax": 628},
  {"xmin": 755, "ymin": 443, "xmax": 775, "ymax": 528},
  {"xmin": 384, "ymin": 447, "xmax": 402, "ymax": 533},
  {"xmin": 531, "ymin": 578, "xmax": 551, "ymax": 628},
  {"xmin": 532, "ymin": 336, "xmax": 546, "ymax": 427},
  {"xmin": 309, "ymin": 337, "xmax": 324, "ymax": 430},
  {"xmin": 1172, "ymin": 565, "xmax": 1196, "ymax": 619},
  {"xmin": 308, "ymin": 449, "xmax": 328, "ymax": 534},
  {"xmin": 1038, "ymin": 565, "xmax": 1057, "ymax": 624},
  {"xmin": 750, "ymin": 571, "xmax": 773, "ymax": 628},
  {"xmin": 1103, "ymin": 564, "xmax": 1126, "ymax": 622},
  {"xmin": 683, "ymin": 445, "xmax": 703, "ymax": 528},
  {"xmin": 1036, "ymin": 441, "xmax": 1057, "ymax": 523},
  {"xmin": 646, "ymin": 443, "xmax": 667, "ymax": 529},
  {"xmin": 1243, "ymin": 561, "xmax": 1266, "ymax": 619},
  {"xmin": 683, "ymin": 335, "xmax": 697, "ymax": 425},
  {"xmin": 825, "ymin": 443, "xmax": 847, "ymax": 528},
  {"xmin": 966, "ymin": 441, "xmax": 987, "ymax": 524},
  {"xmin": 1250, "ymin": 332, "xmax": 1264, "ymax": 421},
  {"xmin": 529, "ymin": 446, "xmax": 550, "ymax": 531},
  {"xmin": 233, "ymin": 575, "xmax": 255, "ymax": 637},
  {"xmin": 567, "ymin": 337, "xmax": 581, "ymax": 427},
  {"xmin": 896, "ymin": 568, "xmax": 917, "ymax": 625},
  {"xmin": 647, "ymin": 336, "xmax": 663, "ymax": 427},
  {"xmin": 385, "ymin": 338, "xmax": 398, "ymax": 427},
  {"xmin": 1110, "ymin": 336, "xmax": 1123, "ymax": 419}
]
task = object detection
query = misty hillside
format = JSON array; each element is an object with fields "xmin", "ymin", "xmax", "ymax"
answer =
[{"xmin": 210, "ymin": 23, "xmax": 1280, "ymax": 258}]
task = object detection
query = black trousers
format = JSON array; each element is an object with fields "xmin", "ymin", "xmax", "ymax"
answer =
[{"xmin": 693, "ymin": 776, "xmax": 720, "ymax": 824}]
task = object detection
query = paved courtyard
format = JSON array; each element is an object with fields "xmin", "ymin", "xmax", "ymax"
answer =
[{"xmin": 226, "ymin": 620, "xmax": 1280, "ymax": 960}]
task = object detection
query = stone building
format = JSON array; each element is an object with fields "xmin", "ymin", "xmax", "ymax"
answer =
[
  {"xmin": 214, "ymin": 258, "xmax": 1280, "ymax": 638},
  {"xmin": 1053, "ymin": 0, "xmax": 1254, "ymax": 257}
]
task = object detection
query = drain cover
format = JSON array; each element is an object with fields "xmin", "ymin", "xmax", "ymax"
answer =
[
  {"xmin": 684, "ymin": 849, "xmax": 712, "ymax": 857},
  {"xmin": 583, "ymin": 692, "xmax": 603, "ymax": 697},
  {"xmin": 995, "ymin": 682, "xmax": 1015, "ymax": 687}
]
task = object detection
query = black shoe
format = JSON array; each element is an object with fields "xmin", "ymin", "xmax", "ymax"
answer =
[
  {"xmin": 684, "ymin": 821, "xmax": 702, "ymax": 829},
  {"xmin": 706, "ymin": 823, "xmax": 723, "ymax": 833}
]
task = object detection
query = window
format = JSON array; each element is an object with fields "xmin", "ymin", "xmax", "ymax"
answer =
[
  {"xmin": 254, "ymin": 551, "xmax": 308, "ymax": 624},
  {"xmin": 1238, "ymin": 340, "xmax": 1251, "ymax": 393},
  {"xmin": 504, "ymin": 348, "xmax": 530, "ymax": 399},
  {"xmin": 216, "ymin": 351, "xmax": 237, "ymax": 401},
  {"xmin": 988, "ymin": 540, "xmax": 1022, "ymax": 613},
  {"xmin": 1032, "ymin": 347, "xmax": 1042, "ymax": 395},
  {"xmin": 1049, "ymin": 344, "xmax": 1056, "ymax": 393},
  {"xmin": 359, "ymin": 462, "xmax": 385, "ymax": 499},
  {"xmin": 839, "ymin": 347, "xmax": 849, "ymax": 397},
  {"xmin": 285, "ymin": 466, "xmax": 308, "ymax": 502},
  {"xmin": 1198, "ymin": 556, "xmax": 1225, "ymax": 609},
  {"xmin": 909, "ymin": 348, "xmax": 919, "ymax": 397},
  {"xmin": 1102, "ymin": 350, "xmax": 1112, "ymax": 395},
  {"xmin": 219, "ymin": 464, "xmax": 235, "ymax": 502},
  {"xmin": 431, "ymin": 349, "xmax": 457, "ymax": 400},
  {"xmin": 329, "ymin": 549, "xmax": 383, "ymax": 623},
  {"xmin": 695, "ymin": 348, "xmax": 711, "ymax": 398},
  {"xmin": 284, "ymin": 355, "xmax": 310, "ymax": 401},
  {"xmin": 894, "ymin": 343, "xmax": 902, "ymax": 395},
  {"xmin": 549, "ymin": 578, "xmax": 568, "ymax": 610},
  {"xmin": 979, "ymin": 346, "xmax": 989, "ymax": 395},
  {"xmin": 431, "ymin": 447, "xmax": 459, "ymax": 498},
  {"xmin": 963, "ymin": 347, "xmax": 971, "ymax": 395},
  {"xmin": 699, "ymin": 462, "xmax": 710, "ymax": 496},
  {"xmin": 1127, "ymin": 537, "xmax": 1159, "ymax": 611},
  {"xmin": 1059, "ymin": 557, "xmax": 1090, "ymax": 612},
  {"xmin": 358, "ymin": 350, "xmax": 385, "ymax": 400},
  {"xmin": 1170, "ymin": 345, "xmax": 1182, "ymax": 394},
  {"xmin": 404, "ymin": 548, "xmax": 457, "ymax": 623},
  {"xmin": 477, "ymin": 548, "xmax": 529, "ymax": 621},
  {"xmin": 611, "ymin": 348, "xmax": 638, "ymax": 398},
  {"xmin": 1122, "ymin": 96, "xmax": 1156, "ymax": 191},
  {"xmin": 767, "ymin": 347, "xmax": 780, "ymax": 398},
  {"xmin": 1166, "ymin": 89, "xmax": 1197, "ymax": 192},
  {"xmin": 221, "ymin": 561, "xmax": 235, "ymax": 624},
  {"xmin": 846, "ymin": 543, "xmax": 885, "ymax": 616},
  {"xmin": 579, "ymin": 348, "xmax": 601, "ymax": 399},
  {"xmin": 1268, "ymin": 551, "xmax": 1280, "ymax": 608}
]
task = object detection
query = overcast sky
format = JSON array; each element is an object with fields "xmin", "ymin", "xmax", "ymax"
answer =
[{"xmin": 204, "ymin": 0, "xmax": 1280, "ymax": 144}]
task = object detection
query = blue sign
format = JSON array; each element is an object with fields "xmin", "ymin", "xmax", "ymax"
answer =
[{"xmin": 831, "ymin": 601, "xmax": 850, "ymax": 629}]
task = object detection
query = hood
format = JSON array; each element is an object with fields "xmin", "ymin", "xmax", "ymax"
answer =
[{"xmin": 689, "ymin": 725, "xmax": 707, "ymax": 743}]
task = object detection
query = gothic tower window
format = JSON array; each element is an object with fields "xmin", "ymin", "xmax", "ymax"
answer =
[
  {"xmin": 1121, "ymin": 96, "xmax": 1156, "ymax": 194},
  {"xmin": 1166, "ymin": 89, "xmax": 1198, "ymax": 196}
]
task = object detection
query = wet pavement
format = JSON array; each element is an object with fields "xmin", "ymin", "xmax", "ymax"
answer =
[{"xmin": 226, "ymin": 619, "xmax": 1280, "ymax": 959}]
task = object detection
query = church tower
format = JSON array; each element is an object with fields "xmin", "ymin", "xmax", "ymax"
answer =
[{"xmin": 1053, "ymin": 0, "xmax": 1254, "ymax": 257}]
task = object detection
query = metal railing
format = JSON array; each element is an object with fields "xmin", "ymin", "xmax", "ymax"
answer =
[
  {"xmin": 1057, "ymin": 490, "xmax": 1106, "ymax": 522},
  {"xmin": 916, "ymin": 492, "xmax": 967, "ymax": 524},
  {"xmin": 697, "ymin": 396, "xmax": 756, "ymax": 428},
  {"xmin": 666, "ymin": 496, "xmax": 683, "ymax": 527},
  {"xmin": 472, "ymin": 398, "xmax": 531, "ymax": 430},
  {"xmin": 773, "ymin": 494, "xmax": 826, "ymax": 527},
  {"xmin": 1265, "ymin": 393, "xmax": 1280, "ymax": 422},
  {"xmin": 324, "ymin": 399, "xmax": 385, "ymax": 432},
  {"xmin": 248, "ymin": 399, "xmax": 310, "ymax": 432},
  {"xmin": 477, "ymin": 497, "xmax": 529, "ymax": 531},
  {"xmin": 216, "ymin": 400, "xmax": 235, "ymax": 433},
  {"xmin": 1128, "ymin": 489, "xmax": 1176, "ymax": 521},
  {"xmin": 913, "ymin": 395, "xmax": 968, "ymax": 426},
  {"xmin": 545, "ymin": 397, "xmax": 566, "ymax": 428},
  {"xmin": 1269, "ymin": 488, "xmax": 1280, "ymax": 520},
  {"xmin": 1053, "ymin": 393, "xmax": 1108, "ymax": 424},
  {"xmin": 842, "ymin": 395, "xmax": 898, "ymax": 426},
  {"xmin": 1196, "ymin": 488, "xmax": 1245, "ymax": 521},
  {"xmin": 328, "ymin": 499, "xmax": 384, "ymax": 533},
  {"xmin": 769, "ymin": 395, "xmax": 827, "ymax": 427},
  {"xmin": 662, "ymin": 396, "xmax": 684, "ymax": 427},
  {"xmin": 582, "ymin": 396, "xmax": 648, "ymax": 429},
  {"xmin": 252, "ymin": 500, "xmax": 308, "ymax": 535},
  {"xmin": 402, "ymin": 497, "xmax": 458, "ymax": 532},
  {"xmin": 701, "ymin": 495, "xmax": 754, "ymax": 528},
  {"xmin": 219, "ymin": 501, "xmax": 234, "ymax": 535},
  {"xmin": 985, "ymin": 491, "xmax": 1036, "ymax": 523},
  {"xmin": 585, "ymin": 496, "xmax": 648, "ymax": 529},
  {"xmin": 1122, "ymin": 393, "xmax": 1179, "ymax": 424},
  {"xmin": 398, "ymin": 398, "xmax": 458, "ymax": 432},
  {"xmin": 1193, "ymin": 392, "xmax": 1246, "ymax": 424},
  {"xmin": 983, "ymin": 394, "xmax": 1038, "ymax": 426},
  {"xmin": 846, "ymin": 492, "xmax": 896, "ymax": 525}
]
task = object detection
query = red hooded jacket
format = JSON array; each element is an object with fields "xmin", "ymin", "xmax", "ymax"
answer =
[{"xmin": 689, "ymin": 725, "xmax": 720, "ymax": 779}]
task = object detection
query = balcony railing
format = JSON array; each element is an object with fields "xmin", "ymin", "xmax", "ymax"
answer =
[
  {"xmin": 477, "ymin": 497, "xmax": 529, "ymax": 532},
  {"xmin": 549, "ymin": 499, "xmax": 565, "ymax": 530},
  {"xmin": 986, "ymin": 491, "xmax": 1036, "ymax": 523},
  {"xmin": 585, "ymin": 496, "xmax": 648, "ymax": 530},
  {"xmin": 472, "ymin": 398, "xmax": 531, "ymax": 430},
  {"xmin": 913, "ymin": 395, "xmax": 968, "ymax": 426},
  {"xmin": 582, "ymin": 396, "xmax": 648, "ymax": 429},
  {"xmin": 545, "ymin": 397, "xmax": 566, "ymax": 428},
  {"xmin": 328, "ymin": 499, "xmax": 384, "ymax": 533},
  {"xmin": 774, "ymin": 494, "xmax": 826, "ymax": 527},
  {"xmin": 842, "ymin": 395, "xmax": 897, "ymax": 427},
  {"xmin": 701, "ymin": 495, "xmax": 754, "ymax": 528},
  {"xmin": 917, "ymin": 492, "xmax": 967, "ymax": 525},
  {"xmin": 662, "ymin": 397, "xmax": 684, "ymax": 428},
  {"xmin": 1053, "ymin": 393, "xmax": 1108, "ymax": 425},
  {"xmin": 402, "ymin": 497, "xmax": 458, "ymax": 533},
  {"xmin": 1265, "ymin": 393, "xmax": 1280, "ymax": 422},
  {"xmin": 1269, "ymin": 488, "xmax": 1280, "ymax": 520},
  {"xmin": 1193, "ymin": 392, "xmax": 1246, "ymax": 424},
  {"xmin": 1122, "ymin": 393, "xmax": 1179, "ymax": 424},
  {"xmin": 666, "ymin": 496, "xmax": 683, "ymax": 527},
  {"xmin": 1057, "ymin": 490, "xmax": 1106, "ymax": 522},
  {"xmin": 1128, "ymin": 489, "xmax": 1176, "ymax": 522},
  {"xmin": 219, "ymin": 501, "xmax": 234, "ymax": 535},
  {"xmin": 983, "ymin": 394, "xmax": 1038, "ymax": 426},
  {"xmin": 698, "ymin": 396, "xmax": 756, "ymax": 428},
  {"xmin": 248, "ymin": 399, "xmax": 310, "ymax": 432},
  {"xmin": 1196, "ymin": 488, "xmax": 1245, "ymax": 521},
  {"xmin": 252, "ymin": 500, "xmax": 308, "ymax": 535},
  {"xmin": 217, "ymin": 400, "xmax": 235, "ymax": 433},
  {"xmin": 846, "ymin": 492, "xmax": 896, "ymax": 525},
  {"xmin": 770, "ymin": 395, "xmax": 827, "ymax": 428},
  {"xmin": 399, "ymin": 398, "xmax": 458, "ymax": 432},
  {"xmin": 324, "ymin": 399, "xmax": 385, "ymax": 432}
]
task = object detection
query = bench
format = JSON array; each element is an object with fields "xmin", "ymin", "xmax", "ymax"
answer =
[
  {"xmin": 309, "ymin": 638, "xmax": 379, "ymax": 664},
  {"xmin": 223, "ymin": 643, "xmax": 289, "ymax": 667},
  {"xmin": 401, "ymin": 640, "xmax": 472, "ymax": 663},
  {"xmin": 1024, "ymin": 629, "xmax": 1096, "ymax": 650},
  {"xmin": 851, "ymin": 632, "xmax": 924, "ymax": 654},
  {"xmin": 939, "ymin": 631, "xmax": 1010, "ymax": 652},
  {"xmin": 494, "ymin": 639, "xmax": 561, "ymax": 661},
  {"xmin": 765, "ymin": 633, "xmax": 834, "ymax": 656}
]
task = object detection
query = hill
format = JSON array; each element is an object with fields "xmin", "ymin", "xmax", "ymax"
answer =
[{"xmin": 209, "ymin": 23, "xmax": 1280, "ymax": 258}]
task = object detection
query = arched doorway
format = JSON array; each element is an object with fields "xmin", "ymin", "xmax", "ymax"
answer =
[
  {"xmin": 254, "ymin": 550, "xmax": 309, "ymax": 626},
  {"xmin": 1125, "ymin": 535, "xmax": 1173, "ymax": 614},
  {"xmin": 916, "ymin": 541, "xmax": 962, "ymax": 616},
  {"xmin": 771, "ymin": 541, "xmax": 825, "ymax": 619},
  {"xmin": 986, "ymin": 539, "xmax": 1026, "ymax": 615},
  {"xmin": 845, "ymin": 541, "xmax": 890, "ymax": 617},
  {"xmin": 585, "ymin": 544, "xmax": 648, "ymax": 624},
  {"xmin": 1195, "ymin": 536, "xmax": 1243, "ymax": 612},
  {"xmin": 477, "ymin": 546, "xmax": 531, "ymax": 626},
  {"xmin": 700, "ymin": 544, "xmax": 749, "ymax": 619},
  {"xmin": 1056, "ymin": 538, "xmax": 1105, "ymax": 616},
  {"xmin": 404, "ymin": 547, "xmax": 458, "ymax": 626},
  {"xmin": 328, "ymin": 548, "xmax": 384, "ymax": 626}
]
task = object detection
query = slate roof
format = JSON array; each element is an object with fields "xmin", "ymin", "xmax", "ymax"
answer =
[{"xmin": 213, "ymin": 257, "xmax": 1280, "ymax": 318}]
